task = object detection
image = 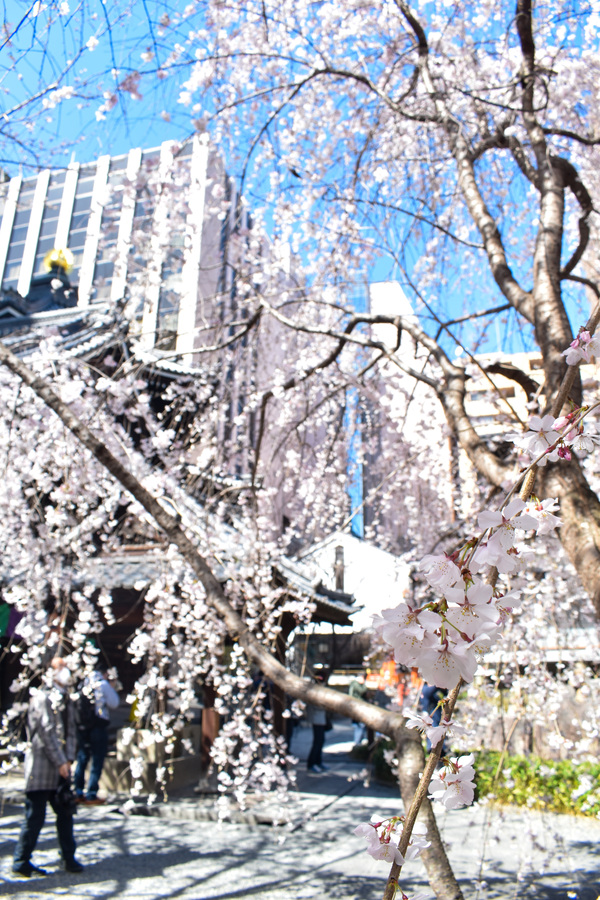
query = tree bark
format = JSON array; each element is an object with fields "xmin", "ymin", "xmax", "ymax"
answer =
[
  {"xmin": 538, "ymin": 459, "xmax": 600, "ymax": 616},
  {"xmin": 396, "ymin": 733, "xmax": 464, "ymax": 900}
]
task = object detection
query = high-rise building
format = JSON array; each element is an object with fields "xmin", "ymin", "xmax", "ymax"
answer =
[{"xmin": 0, "ymin": 135, "xmax": 241, "ymax": 359}]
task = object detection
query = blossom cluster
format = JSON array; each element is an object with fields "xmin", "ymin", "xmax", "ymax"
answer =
[
  {"xmin": 507, "ymin": 411, "xmax": 599, "ymax": 466},
  {"xmin": 353, "ymin": 815, "xmax": 430, "ymax": 866},
  {"xmin": 372, "ymin": 493, "xmax": 565, "ymax": 691},
  {"xmin": 403, "ymin": 708, "xmax": 466, "ymax": 749},
  {"xmin": 428, "ymin": 754, "xmax": 476, "ymax": 810},
  {"xmin": 563, "ymin": 330, "xmax": 600, "ymax": 366}
]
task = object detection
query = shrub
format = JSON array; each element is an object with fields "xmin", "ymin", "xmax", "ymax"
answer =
[
  {"xmin": 367, "ymin": 741, "xmax": 600, "ymax": 817},
  {"xmin": 475, "ymin": 751, "xmax": 600, "ymax": 817}
]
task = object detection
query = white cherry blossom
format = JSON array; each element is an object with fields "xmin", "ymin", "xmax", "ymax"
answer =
[
  {"xmin": 354, "ymin": 816, "xmax": 430, "ymax": 866},
  {"xmin": 429, "ymin": 755, "xmax": 476, "ymax": 810},
  {"xmin": 419, "ymin": 554, "xmax": 464, "ymax": 591},
  {"xmin": 478, "ymin": 499, "xmax": 539, "ymax": 548},
  {"xmin": 506, "ymin": 415, "xmax": 561, "ymax": 464},
  {"xmin": 418, "ymin": 638, "xmax": 479, "ymax": 690},
  {"xmin": 403, "ymin": 708, "xmax": 467, "ymax": 748},
  {"xmin": 373, "ymin": 605, "xmax": 442, "ymax": 668},
  {"xmin": 562, "ymin": 330, "xmax": 600, "ymax": 365},
  {"xmin": 519, "ymin": 498, "xmax": 562, "ymax": 535}
]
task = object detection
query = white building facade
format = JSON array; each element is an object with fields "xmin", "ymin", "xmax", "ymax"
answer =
[{"xmin": 0, "ymin": 135, "xmax": 243, "ymax": 361}]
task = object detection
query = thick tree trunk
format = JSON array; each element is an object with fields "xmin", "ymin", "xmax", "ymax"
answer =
[
  {"xmin": 396, "ymin": 734, "xmax": 464, "ymax": 900},
  {"xmin": 538, "ymin": 459, "xmax": 600, "ymax": 615}
]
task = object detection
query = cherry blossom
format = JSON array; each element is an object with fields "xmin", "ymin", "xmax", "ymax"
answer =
[
  {"xmin": 563, "ymin": 331, "xmax": 600, "ymax": 366},
  {"xmin": 398, "ymin": 892, "xmax": 430, "ymax": 900},
  {"xmin": 444, "ymin": 581, "xmax": 496, "ymax": 619},
  {"xmin": 403, "ymin": 708, "xmax": 434, "ymax": 734},
  {"xmin": 472, "ymin": 499, "xmax": 538, "ymax": 572},
  {"xmin": 568, "ymin": 428, "xmax": 600, "ymax": 454},
  {"xmin": 372, "ymin": 604, "xmax": 443, "ymax": 668},
  {"xmin": 428, "ymin": 754, "xmax": 476, "ymax": 810},
  {"xmin": 403, "ymin": 708, "xmax": 466, "ymax": 748},
  {"xmin": 506, "ymin": 416, "xmax": 562, "ymax": 463},
  {"xmin": 417, "ymin": 637, "xmax": 479, "ymax": 690},
  {"xmin": 519, "ymin": 499, "xmax": 562, "ymax": 535},
  {"xmin": 3, "ymin": 5, "xmax": 600, "ymax": 895},
  {"xmin": 419, "ymin": 555, "xmax": 464, "ymax": 592},
  {"xmin": 354, "ymin": 815, "xmax": 430, "ymax": 866},
  {"xmin": 478, "ymin": 499, "xmax": 538, "ymax": 546}
]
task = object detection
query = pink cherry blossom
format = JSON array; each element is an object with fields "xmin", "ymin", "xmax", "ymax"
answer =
[
  {"xmin": 563, "ymin": 330, "xmax": 600, "ymax": 365},
  {"xmin": 353, "ymin": 815, "xmax": 429, "ymax": 866},
  {"xmin": 520, "ymin": 498, "xmax": 562, "ymax": 535},
  {"xmin": 419, "ymin": 554, "xmax": 464, "ymax": 591},
  {"xmin": 399, "ymin": 892, "xmax": 431, "ymax": 900},
  {"xmin": 429, "ymin": 754, "xmax": 476, "ymax": 810}
]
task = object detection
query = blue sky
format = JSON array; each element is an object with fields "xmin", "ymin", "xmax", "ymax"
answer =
[
  {"xmin": 1, "ymin": 0, "xmax": 593, "ymax": 358},
  {"xmin": 1, "ymin": 0, "xmax": 196, "ymax": 172}
]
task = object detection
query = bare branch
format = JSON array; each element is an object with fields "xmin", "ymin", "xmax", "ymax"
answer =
[
  {"xmin": 434, "ymin": 304, "xmax": 511, "ymax": 340},
  {"xmin": 549, "ymin": 154, "xmax": 595, "ymax": 278},
  {"xmin": 543, "ymin": 126, "xmax": 600, "ymax": 146},
  {"xmin": 484, "ymin": 361, "xmax": 540, "ymax": 399},
  {"xmin": 397, "ymin": 0, "xmax": 533, "ymax": 321}
]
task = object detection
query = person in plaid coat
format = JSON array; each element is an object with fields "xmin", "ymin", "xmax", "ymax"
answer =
[{"xmin": 12, "ymin": 658, "xmax": 84, "ymax": 878}]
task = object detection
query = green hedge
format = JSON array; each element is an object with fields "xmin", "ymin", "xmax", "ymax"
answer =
[
  {"xmin": 366, "ymin": 741, "xmax": 600, "ymax": 816},
  {"xmin": 475, "ymin": 751, "xmax": 600, "ymax": 816}
]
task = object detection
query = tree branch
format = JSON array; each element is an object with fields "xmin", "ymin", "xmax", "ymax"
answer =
[
  {"xmin": 484, "ymin": 362, "xmax": 540, "ymax": 400},
  {"xmin": 549, "ymin": 154, "xmax": 594, "ymax": 278},
  {"xmin": 397, "ymin": 0, "xmax": 533, "ymax": 322},
  {"xmin": 542, "ymin": 126, "xmax": 600, "ymax": 146},
  {"xmin": 0, "ymin": 339, "xmax": 407, "ymax": 738}
]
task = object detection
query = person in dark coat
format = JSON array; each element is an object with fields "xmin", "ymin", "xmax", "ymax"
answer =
[
  {"xmin": 74, "ymin": 664, "xmax": 120, "ymax": 803},
  {"xmin": 306, "ymin": 672, "xmax": 330, "ymax": 772},
  {"xmin": 12, "ymin": 658, "xmax": 83, "ymax": 877},
  {"xmin": 306, "ymin": 702, "xmax": 329, "ymax": 772},
  {"xmin": 349, "ymin": 674, "xmax": 368, "ymax": 745},
  {"xmin": 419, "ymin": 683, "xmax": 448, "ymax": 751}
]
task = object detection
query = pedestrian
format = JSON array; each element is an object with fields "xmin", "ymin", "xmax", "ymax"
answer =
[
  {"xmin": 13, "ymin": 657, "xmax": 83, "ymax": 877},
  {"xmin": 73, "ymin": 664, "xmax": 120, "ymax": 804},
  {"xmin": 306, "ymin": 702, "xmax": 329, "ymax": 772},
  {"xmin": 284, "ymin": 694, "xmax": 298, "ymax": 752},
  {"xmin": 306, "ymin": 672, "xmax": 330, "ymax": 773},
  {"xmin": 348, "ymin": 673, "xmax": 368, "ymax": 745},
  {"xmin": 419, "ymin": 682, "xmax": 448, "ymax": 751}
]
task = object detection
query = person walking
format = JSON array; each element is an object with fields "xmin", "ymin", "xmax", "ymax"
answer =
[
  {"xmin": 73, "ymin": 664, "xmax": 120, "ymax": 804},
  {"xmin": 306, "ymin": 702, "xmax": 329, "ymax": 772},
  {"xmin": 349, "ymin": 674, "xmax": 368, "ymax": 745},
  {"xmin": 306, "ymin": 672, "xmax": 330, "ymax": 773},
  {"xmin": 13, "ymin": 657, "xmax": 83, "ymax": 877}
]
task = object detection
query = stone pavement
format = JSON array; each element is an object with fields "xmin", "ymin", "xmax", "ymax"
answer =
[{"xmin": 0, "ymin": 718, "xmax": 598, "ymax": 899}]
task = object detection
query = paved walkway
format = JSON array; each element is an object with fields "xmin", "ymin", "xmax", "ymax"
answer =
[{"xmin": 1, "ymin": 719, "xmax": 598, "ymax": 899}]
